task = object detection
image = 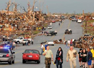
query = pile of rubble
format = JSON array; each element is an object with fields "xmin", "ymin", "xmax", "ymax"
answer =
[{"xmin": 74, "ymin": 35, "xmax": 94, "ymax": 48}]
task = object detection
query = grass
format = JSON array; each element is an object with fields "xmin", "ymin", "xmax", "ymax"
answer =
[
  {"xmin": 43, "ymin": 23, "xmax": 48, "ymax": 27},
  {"xmin": 87, "ymin": 20, "xmax": 94, "ymax": 22},
  {"xmin": 32, "ymin": 31, "xmax": 40, "ymax": 35}
]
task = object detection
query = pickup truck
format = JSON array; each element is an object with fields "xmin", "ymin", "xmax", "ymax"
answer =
[
  {"xmin": 13, "ymin": 37, "xmax": 24, "ymax": 44},
  {"xmin": 13, "ymin": 37, "xmax": 33, "ymax": 44}
]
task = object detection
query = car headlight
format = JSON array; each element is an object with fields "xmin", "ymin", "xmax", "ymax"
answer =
[{"xmin": 55, "ymin": 31, "xmax": 57, "ymax": 32}]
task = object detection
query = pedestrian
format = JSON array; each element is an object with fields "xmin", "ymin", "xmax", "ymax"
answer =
[
  {"xmin": 66, "ymin": 46, "xmax": 77, "ymax": 68},
  {"xmin": 55, "ymin": 47, "xmax": 63, "ymax": 68},
  {"xmin": 43, "ymin": 45, "xmax": 53, "ymax": 68},
  {"xmin": 82, "ymin": 48, "xmax": 87, "ymax": 68},
  {"xmin": 59, "ymin": 23, "xmax": 60, "ymax": 26},
  {"xmin": 90, "ymin": 47, "xmax": 94, "ymax": 67},
  {"xmin": 31, "ymin": 38, "xmax": 34, "ymax": 45},
  {"xmin": 67, "ymin": 40, "xmax": 70, "ymax": 47},
  {"xmin": 87, "ymin": 48, "xmax": 92, "ymax": 68},
  {"xmin": 78, "ymin": 48, "xmax": 83, "ymax": 67},
  {"xmin": 12, "ymin": 41, "xmax": 16, "ymax": 50},
  {"xmin": 40, "ymin": 43, "xmax": 44, "ymax": 55},
  {"xmin": 9, "ymin": 41, "xmax": 13, "ymax": 50},
  {"xmin": 70, "ymin": 39, "xmax": 73, "ymax": 46}
]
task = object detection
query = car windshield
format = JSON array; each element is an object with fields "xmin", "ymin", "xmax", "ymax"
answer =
[
  {"xmin": 24, "ymin": 50, "xmax": 39, "ymax": 54},
  {"xmin": 23, "ymin": 39, "xmax": 28, "ymax": 41},
  {"xmin": 48, "ymin": 26, "xmax": 51, "ymax": 27},
  {"xmin": 0, "ymin": 49, "xmax": 9, "ymax": 53}
]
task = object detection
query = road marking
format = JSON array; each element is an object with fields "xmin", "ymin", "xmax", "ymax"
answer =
[
  {"xmin": 49, "ymin": 22, "xmax": 64, "ymax": 40},
  {"xmin": 62, "ymin": 21, "xmax": 71, "ymax": 40}
]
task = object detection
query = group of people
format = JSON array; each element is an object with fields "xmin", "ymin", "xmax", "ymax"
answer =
[
  {"xmin": 78, "ymin": 48, "xmax": 94, "ymax": 68},
  {"xmin": 42, "ymin": 45, "xmax": 63, "ymax": 68},
  {"xmin": 41, "ymin": 43, "xmax": 94, "ymax": 68}
]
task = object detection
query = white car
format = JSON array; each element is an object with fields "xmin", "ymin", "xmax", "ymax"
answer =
[
  {"xmin": 21, "ymin": 39, "xmax": 29, "ymax": 46},
  {"xmin": 77, "ymin": 19, "xmax": 82, "ymax": 23},
  {"xmin": 48, "ymin": 26, "xmax": 52, "ymax": 29},
  {"xmin": 13, "ymin": 37, "xmax": 24, "ymax": 44},
  {"xmin": 47, "ymin": 41, "xmax": 54, "ymax": 46}
]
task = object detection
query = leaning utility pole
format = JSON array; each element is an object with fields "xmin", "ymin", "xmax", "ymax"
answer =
[
  {"xmin": 27, "ymin": 1, "xmax": 31, "ymax": 13},
  {"xmin": 85, "ymin": 16, "xmax": 88, "ymax": 33},
  {"xmin": 6, "ymin": 0, "xmax": 11, "ymax": 11},
  {"xmin": 32, "ymin": 0, "xmax": 37, "ymax": 12},
  {"xmin": 13, "ymin": 2, "xmax": 17, "ymax": 13}
]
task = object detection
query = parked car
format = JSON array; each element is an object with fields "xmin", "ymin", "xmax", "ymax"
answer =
[
  {"xmin": 77, "ymin": 19, "xmax": 82, "ymax": 23},
  {"xmin": 65, "ymin": 29, "xmax": 72, "ymax": 34},
  {"xmin": 13, "ymin": 37, "xmax": 24, "ymax": 44},
  {"xmin": 21, "ymin": 39, "xmax": 29, "ymax": 46},
  {"xmin": 48, "ymin": 26, "xmax": 52, "ymax": 29},
  {"xmin": 72, "ymin": 18, "xmax": 77, "ymax": 22},
  {"xmin": 47, "ymin": 40, "xmax": 54, "ymax": 46},
  {"xmin": 52, "ymin": 20, "xmax": 55, "ymax": 23},
  {"xmin": 46, "ymin": 31, "xmax": 57, "ymax": 36},
  {"xmin": 22, "ymin": 49, "xmax": 40, "ymax": 64}
]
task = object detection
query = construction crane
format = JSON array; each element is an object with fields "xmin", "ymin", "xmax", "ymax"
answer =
[{"xmin": 6, "ymin": 0, "xmax": 11, "ymax": 11}]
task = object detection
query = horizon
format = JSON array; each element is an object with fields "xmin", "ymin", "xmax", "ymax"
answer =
[{"xmin": 0, "ymin": 0, "xmax": 94, "ymax": 14}]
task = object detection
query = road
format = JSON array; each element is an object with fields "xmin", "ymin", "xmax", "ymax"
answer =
[{"xmin": 0, "ymin": 19, "xmax": 83, "ymax": 68}]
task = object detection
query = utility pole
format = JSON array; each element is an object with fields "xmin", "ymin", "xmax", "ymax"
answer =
[
  {"xmin": 32, "ymin": 0, "xmax": 37, "ymax": 12},
  {"xmin": 6, "ymin": 0, "xmax": 11, "ymax": 11},
  {"xmin": 85, "ymin": 16, "xmax": 88, "ymax": 33}
]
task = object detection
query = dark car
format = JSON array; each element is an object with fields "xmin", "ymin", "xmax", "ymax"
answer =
[
  {"xmin": 47, "ymin": 31, "xmax": 57, "ymax": 36},
  {"xmin": 65, "ymin": 29, "xmax": 72, "ymax": 34},
  {"xmin": 72, "ymin": 18, "xmax": 77, "ymax": 22},
  {"xmin": 0, "ymin": 46, "xmax": 15, "ymax": 65}
]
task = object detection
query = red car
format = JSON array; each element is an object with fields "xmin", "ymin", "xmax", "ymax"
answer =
[
  {"xmin": 22, "ymin": 49, "xmax": 40, "ymax": 64},
  {"xmin": 52, "ymin": 20, "xmax": 55, "ymax": 23}
]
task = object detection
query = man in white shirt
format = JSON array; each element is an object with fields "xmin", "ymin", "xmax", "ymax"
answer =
[
  {"xmin": 41, "ymin": 43, "xmax": 44, "ymax": 55},
  {"xmin": 66, "ymin": 46, "xmax": 78, "ymax": 68}
]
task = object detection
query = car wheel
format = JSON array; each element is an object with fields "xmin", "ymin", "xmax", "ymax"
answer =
[
  {"xmin": 52, "ymin": 44, "xmax": 54, "ymax": 46},
  {"xmin": 22, "ymin": 59, "xmax": 26, "ymax": 64},
  {"xmin": 37, "ymin": 60, "xmax": 40, "ymax": 64},
  {"xmin": 8, "ymin": 60, "xmax": 12, "ymax": 65},
  {"xmin": 12, "ymin": 60, "xmax": 15, "ymax": 64},
  {"xmin": 17, "ymin": 41, "xmax": 20, "ymax": 44}
]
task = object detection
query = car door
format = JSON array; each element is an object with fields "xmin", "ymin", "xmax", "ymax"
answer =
[{"xmin": 10, "ymin": 50, "xmax": 15, "ymax": 61}]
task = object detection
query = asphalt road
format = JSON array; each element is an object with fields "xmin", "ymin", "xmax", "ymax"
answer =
[{"xmin": 0, "ymin": 19, "xmax": 83, "ymax": 68}]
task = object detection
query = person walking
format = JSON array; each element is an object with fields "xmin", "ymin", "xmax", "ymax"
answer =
[
  {"xmin": 66, "ymin": 46, "xmax": 77, "ymax": 68},
  {"xmin": 55, "ymin": 47, "xmax": 63, "ymax": 68},
  {"xmin": 40, "ymin": 43, "xmax": 44, "ymax": 55},
  {"xmin": 78, "ymin": 48, "xmax": 83, "ymax": 67},
  {"xmin": 82, "ymin": 49, "xmax": 87, "ymax": 68},
  {"xmin": 12, "ymin": 41, "xmax": 16, "ymax": 50},
  {"xmin": 43, "ymin": 45, "xmax": 53, "ymax": 68},
  {"xmin": 91, "ymin": 47, "xmax": 94, "ymax": 67},
  {"xmin": 70, "ymin": 39, "xmax": 73, "ymax": 46},
  {"xmin": 59, "ymin": 23, "xmax": 60, "ymax": 26},
  {"xmin": 87, "ymin": 48, "xmax": 92, "ymax": 68},
  {"xmin": 31, "ymin": 38, "xmax": 34, "ymax": 45}
]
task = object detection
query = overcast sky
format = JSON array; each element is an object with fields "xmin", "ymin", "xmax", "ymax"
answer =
[{"xmin": 0, "ymin": 0, "xmax": 94, "ymax": 13}]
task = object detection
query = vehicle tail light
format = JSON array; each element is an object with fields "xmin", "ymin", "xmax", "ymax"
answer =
[
  {"xmin": 6, "ymin": 54, "xmax": 10, "ymax": 57},
  {"xmin": 23, "ymin": 54, "xmax": 26, "ymax": 57}
]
